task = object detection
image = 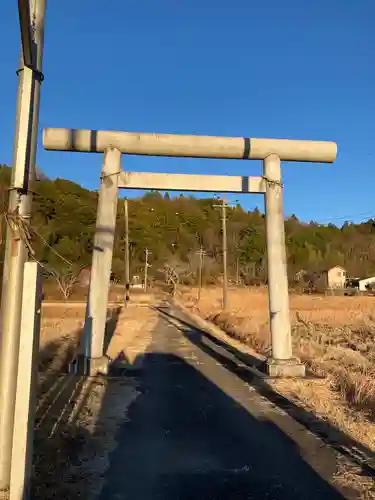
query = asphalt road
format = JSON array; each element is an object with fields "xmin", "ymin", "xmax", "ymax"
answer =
[{"xmin": 99, "ymin": 305, "xmax": 345, "ymax": 500}]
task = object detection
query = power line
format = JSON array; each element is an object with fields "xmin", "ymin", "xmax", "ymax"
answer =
[
  {"xmin": 311, "ymin": 212, "xmax": 375, "ymax": 224},
  {"xmin": 32, "ymin": 228, "xmax": 73, "ymax": 266}
]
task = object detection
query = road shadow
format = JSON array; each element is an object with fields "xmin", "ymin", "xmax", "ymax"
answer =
[
  {"xmin": 156, "ymin": 306, "xmax": 375, "ymax": 487},
  {"xmin": 97, "ymin": 320, "xmax": 348, "ymax": 500}
]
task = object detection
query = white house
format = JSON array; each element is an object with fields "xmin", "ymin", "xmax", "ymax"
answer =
[
  {"xmin": 307, "ymin": 265, "xmax": 347, "ymax": 292},
  {"xmin": 326, "ymin": 266, "xmax": 347, "ymax": 288},
  {"xmin": 358, "ymin": 276, "xmax": 375, "ymax": 292}
]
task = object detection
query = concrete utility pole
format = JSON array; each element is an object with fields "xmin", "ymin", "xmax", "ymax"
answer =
[
  {"xmin": 222, "ymin": 200, "xmax": 228, "ymax": 310},
  {"xmin": 196, "ymin": 246, "xmax": 205, "ymax": 303},
  {"xmin": 235, "ymin": 247, "xmax": 246, "ymax": 286},
  {"xmin": 213, "ymin": 196, "xmax": 231, "ymax": 310},
  {"xmin": 144, "ymin": 248, "xmax": 151, "ymax": 293},
  {"xmin": 124, "ymin": 198, "xmax": 130, "ymax": 306},
  {"xmin": 82, "ymin": 147, "xmax": 120, "ymax": 374},
  {"xmin": 0, "ymin": 0, "xmax": 46, "ymax": 489}
]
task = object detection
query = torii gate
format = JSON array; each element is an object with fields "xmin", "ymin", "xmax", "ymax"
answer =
[{"xmin": 43, "ymin": 128, "xmax": 337, "ymax": 377}]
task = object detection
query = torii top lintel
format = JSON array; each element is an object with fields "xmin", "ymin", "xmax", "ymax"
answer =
[{"xmin": 43, "ymin": 128, "xmax": 337, "ymax": 163}]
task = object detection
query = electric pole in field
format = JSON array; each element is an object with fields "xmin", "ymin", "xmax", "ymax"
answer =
[
  {"xmin": 123, "ymin": 198, "xmax": 130, "ymax": 306},
  {"xmin": 213, "ymin": 195, "xmax": 232, "ymax": 310},
  {"xmin": 196, "ymin": 246, "xmax": 206, "ymax": 303},
  {"xmin": 235, "ymin": 247, "xmax": 246, "ymax": 287},
  {"xmin": 144, "ymin": 248, "xmax": 151, "ymax": 293},
  {"xmin": 0, "ymin": 0, "xmax": 46, "ymax": 489},
  {"xmin": 236, "ymin": 256, "xmax": 240, "ymax": 286}
]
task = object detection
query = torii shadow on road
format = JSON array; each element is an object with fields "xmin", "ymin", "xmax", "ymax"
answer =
[
  {"xmin": 95, "ymin": 307, "xmax": 350, "ymax": 500},
  {"xmin": 156, "ymin": 305, "xmax": 375, "ymax": 485}
]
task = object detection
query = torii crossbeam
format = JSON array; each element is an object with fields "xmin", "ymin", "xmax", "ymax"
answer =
[{"xmin": 43, "ymin": 127, "xmax": 337, "ymax": 378}]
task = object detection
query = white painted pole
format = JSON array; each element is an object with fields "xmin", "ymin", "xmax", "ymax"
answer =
[
  {"xmin": 0, "ymin": 0, "xmax": 46, "ymax": 488},
  {"xmin": 10, "ymin": 262, "xmax": 42, "ymax": 500},
  {"xmin": 82, "ymin": 148, "xmax": 120, "ymax": 373},
  {"xmin": 264, "ymin": 154, "xmax": 292, "ymax": 360},
  {"xmin": 264, "ymin": 155, "xmax": 304, "ymax": 377}
]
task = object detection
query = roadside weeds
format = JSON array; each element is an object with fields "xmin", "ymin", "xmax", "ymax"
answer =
[{"xmin": 177, "ymin": 287, "xmax": 375, "ymax": 499}]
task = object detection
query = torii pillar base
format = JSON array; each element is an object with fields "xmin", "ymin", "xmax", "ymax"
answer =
[
  {"xmin": 70, "ymin": 354, "xmax": 110, "ymax": 376},
  {"xmin": 266, "ymin": 357, "xmax": 305, "ymax": 378}
]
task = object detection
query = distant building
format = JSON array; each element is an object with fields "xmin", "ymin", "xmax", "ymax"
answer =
[
  {"xmin": 313, "ymin": 266, "xmax": 347, "ymax": 291},
  {"xmin": 358, "ymin": 276, "xmax": 375, "ymax": 292},
  {"xmin": 325, "ymin": 266, "xmax": 347, "ymax": 289}
]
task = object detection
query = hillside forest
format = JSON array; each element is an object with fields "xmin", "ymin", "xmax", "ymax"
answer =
[{"xmin": 1, "ymin": 164, "xmax": 375, "ymax": 288}]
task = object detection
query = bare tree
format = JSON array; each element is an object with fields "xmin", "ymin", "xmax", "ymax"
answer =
[
  {"xmin": 51, "ymin": 268, "xmax": 81, "ymax": 301},
  {"xmin": 163, "ymin": 264, "xmax": 179, "ymax": 297}
]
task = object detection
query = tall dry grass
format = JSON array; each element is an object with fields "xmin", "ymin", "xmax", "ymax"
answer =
[{"xmin": 179, "ymin": 286, "xmax": 375, "ymax": 451}]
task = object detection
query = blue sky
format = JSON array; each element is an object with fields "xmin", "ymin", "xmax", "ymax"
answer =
[{"xmin": 1, "ymin": 0, "xmax": 374, "ymax": 224}]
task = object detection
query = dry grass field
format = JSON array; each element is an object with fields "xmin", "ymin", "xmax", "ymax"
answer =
[{"xmin": 179, "ymin": 286, "xmax": 375, "ymax": 496}]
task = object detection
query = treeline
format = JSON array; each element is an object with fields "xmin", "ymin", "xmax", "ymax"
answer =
[{"xmin": 1, "ymin": 164, "xmax": 375, "ymax": 283}]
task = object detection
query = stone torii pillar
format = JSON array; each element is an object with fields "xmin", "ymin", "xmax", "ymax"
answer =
[
  {"xmin": 264, "ymin": 154, "xmax": 300, "ymax": 376},
  {"xmin": 81, "ymin": 147, "xmax": 121, "ymax": 375}
]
